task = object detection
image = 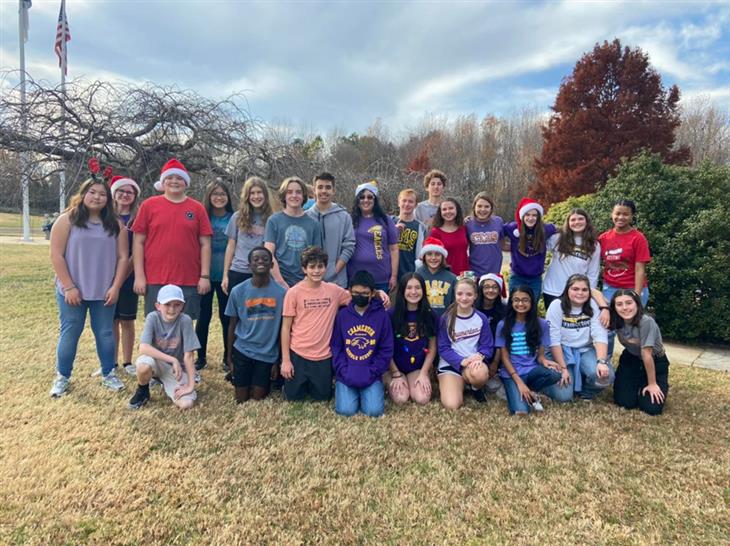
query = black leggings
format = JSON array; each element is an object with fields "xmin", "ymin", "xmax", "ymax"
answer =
[
  {"xmin": 613, "ymin": 350, "xmax": 669, "ymax": 415},
  {"xmin": 195, "ymin": 281, "xmax": 230, "ymax": 362}
]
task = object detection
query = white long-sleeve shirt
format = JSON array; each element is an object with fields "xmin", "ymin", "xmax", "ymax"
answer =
[
  {"xmin": 545, "ymin": 299, "xmax": 608, "ymax": 348},
  {"xmin": 543, "ymin": 234, "xmax": 601, "ymax": 297}
]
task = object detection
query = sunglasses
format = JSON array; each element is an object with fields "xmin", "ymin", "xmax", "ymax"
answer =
[{"xmin": 358, "ymin": 194, "xmax": 375, "ymax": 201}]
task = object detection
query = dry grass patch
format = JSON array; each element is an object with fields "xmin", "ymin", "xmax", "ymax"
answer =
[{"xmin": 1, "ymin": 244, "xmax": 729, "ymax": 545}]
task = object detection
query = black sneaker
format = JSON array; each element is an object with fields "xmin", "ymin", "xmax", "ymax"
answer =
[
  {"xmin": 472, "ymin": 387, "xmax": 488, "ymax": 403},
  {"xmin": 194, "ymin": 358, "xmax": 207, "ymax": 371},
  {"xmin": 128, "ymin": 386, "xmax": 150, "ymax": 410}
]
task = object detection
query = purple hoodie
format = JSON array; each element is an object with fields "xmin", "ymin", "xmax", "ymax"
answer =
[{"xmin": 331, "ymin": 298, "xmax": 394, "ymax": 388}]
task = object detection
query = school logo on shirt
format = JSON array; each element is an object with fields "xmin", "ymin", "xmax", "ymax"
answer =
[
  {"xmin": 470, "ymin": 231, "xmax": 498, "ymax": 245},
  {"xmin": 406, "ymin": 321, "xmax": 418, "ymax": 341},
  {"xmin": 369, "ymin": 225, "xmax": 384, "ymax": 260},
  {"xmin": 398, "ymin": 226, "xmax": 418, "ymax": 252},
  {"xmin": 345, "ymin": 324, "xmax": 377, "ymax": 361},
  {"xmin": 605, "ymin": 247, "xmax": 629, "ymax": 277},
  {"xmin": 561, "ymin": 314, "xmax": 591, "ymax": 329},
  {"xmin": 284, "ymin": 225, "xmax": 308, "ymax": 251},
  {"xmin": 185, "ymin": 211, "xmax": 195, "ymax": 220},
  {"xmin": 425, "ymin": 279, "xmax": 451, "ymax": 308}
]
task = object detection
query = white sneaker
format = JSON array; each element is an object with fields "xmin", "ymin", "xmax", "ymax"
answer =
[
  {"xmin": 531, "ymin": 395, "xmax": 544, "ymax": 412},
  {"xmin": 101, "ymin": 369, "xmax": 125, "ymax": 391},
  {"xmin": 49, "ymin": 374, "xmax": 70, "ymax": 397},
  {"xmin": 123, "ymin": 363, "xmax": 137, "ymax": 376},
  {"xmin": 194, "ymin": 371, "xmax": 201, "ymax": 384}
]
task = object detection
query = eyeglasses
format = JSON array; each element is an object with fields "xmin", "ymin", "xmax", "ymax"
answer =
[
  {"xmin": 351, "ymin": 291, "xmax": 372, "ymax": 297},
  {"xmin": 358, "ymin": 194, "xmax": 375, "ymax": 201},
  {"xmin": 512, "ymin": 298, "xmax": 531, "ymax": 304},
  {"xmin": 115, "ymin": 189, "xmax": 136, "ymax": 196}
]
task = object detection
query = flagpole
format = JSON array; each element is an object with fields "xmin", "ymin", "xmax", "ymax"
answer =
[
  {"xmin": 19, "ymin": 0, "xmax": 32, "ymax": 241},
  {"xmin": 58, "ymin": 0, "xmax": 67, "ymax": 212}
]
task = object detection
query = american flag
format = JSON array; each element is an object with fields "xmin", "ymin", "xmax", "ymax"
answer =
[{"xmin": 54, "ymin": 0, "xmax": 71, "ymax": 75}]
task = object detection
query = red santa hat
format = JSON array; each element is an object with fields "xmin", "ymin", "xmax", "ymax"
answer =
[
  {"xmin": 479, "ymin": 273, "xmax": 507, "ymax": 299},
  {"xmin": 110, "ymin": 175, "xmax": 140, "ymax": 198},
  {"xmin": 155, "ymin": 158, "xmax": 190, "ymax": 191},
  {"xmin": 419, "ymin": 236, "xmax": 448, "ymax": 259},
  {"xmin": 513, "ymin": 197, "xmax": 544, "ymax": 237}
]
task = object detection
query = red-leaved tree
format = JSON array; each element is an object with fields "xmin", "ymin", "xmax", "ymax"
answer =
[{"xmin": 530, "ymin": 39, "xmax": 690, "ymax": 204}]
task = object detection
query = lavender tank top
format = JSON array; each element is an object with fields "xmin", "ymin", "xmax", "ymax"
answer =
[{"xmin": 57, "ymin": 222, "xmax": 117, "ymax": 300}]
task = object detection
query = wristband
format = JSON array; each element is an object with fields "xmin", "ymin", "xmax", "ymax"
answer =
[
  {"xmin": 392, "ymin": 373, "xmax": 403, "ymax": 378},
  {"xmin": 63, "ymin": 285, "xmax": 77, "ymax": 293},
  {"xmin": 599, "ymin": 306, "xmax": 609, "ymax": 310},
  {"xmin": 200, "ymin": 275, "xmax": 210, "ymax": 279}
]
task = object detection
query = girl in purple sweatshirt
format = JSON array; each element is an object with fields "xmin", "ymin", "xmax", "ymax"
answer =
[{"xmin": 331, "ymin": 271, "xmax": 394, "ymax": 417}]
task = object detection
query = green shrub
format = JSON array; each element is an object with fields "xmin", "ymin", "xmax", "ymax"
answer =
[{"xmin": 546, "ymin": 153, "xmax": 730, "ymax": 343}]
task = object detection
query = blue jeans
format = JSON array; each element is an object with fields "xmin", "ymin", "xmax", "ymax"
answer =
[
  {"xmin": 543, "ymin": 346, "xmax": 615, "ymax": 402},
  {"xmin": 603, "ymin": 285, "xmax": 649, "ymax": 359},
  {"xmin": 509, "ymin": 273, "xmax": 543, "ymax": 303},
  {"xmin": 335, "ymin": 381, "xmax": 384, "ymax": 417},
  {"xmin": 55, "ymin": 290, "xmax": 116, "ymax": 378},
  {"xmin": 502, "ymin": 366, "xmax": 561, "ymax": 414}
]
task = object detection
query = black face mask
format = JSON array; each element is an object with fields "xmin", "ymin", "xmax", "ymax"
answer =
[{"xmin": 352, "ymin": 295, "xmax": 370, "ymax": 307}]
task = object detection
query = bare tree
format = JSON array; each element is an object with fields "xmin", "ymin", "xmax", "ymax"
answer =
[
  {"xmin": 676, "ymin": 96, "xmax": 730, "ymax": 166},
  {"xmin": 0, "ymin": 71, "xmax": 268, "ymax": 209}
]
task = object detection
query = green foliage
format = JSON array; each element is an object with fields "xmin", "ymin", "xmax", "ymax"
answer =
[{"xmin": 547, "ymin": 153, "xmax": 730, "ymax": 343}]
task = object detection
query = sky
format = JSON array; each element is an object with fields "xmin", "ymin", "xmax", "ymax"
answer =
[{"xmin": 1, "ymin": 0, "xmax": 729, "ymax": 137}]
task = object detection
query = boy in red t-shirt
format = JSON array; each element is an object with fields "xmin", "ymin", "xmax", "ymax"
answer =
[{"xmin": 132, "ymin": 158, "xmax": 213, "ymax": 320}]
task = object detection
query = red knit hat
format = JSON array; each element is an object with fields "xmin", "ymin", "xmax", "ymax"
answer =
[
  {"xmin": 513, "ymin": 197, "xmax": 544, "ymax": 236},
  {"xmin": 155, "ymin": 158, "xmax": 190, "ymax": 191},
  {"xmin": 110, "ymin": 175, "xmax": 140, "ymax": 198},
  {"xmin": 419, "ymin": 236, "xmax": 448, "ymax": 259},
  {"xmin": 479, "ymin": 273, "xmax": 507, "ymax": 299}
]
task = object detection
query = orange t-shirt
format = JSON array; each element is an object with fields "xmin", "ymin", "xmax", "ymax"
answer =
[{"xmin": 283, "ymin": 281, "xmax": 351, "ymax": 360}]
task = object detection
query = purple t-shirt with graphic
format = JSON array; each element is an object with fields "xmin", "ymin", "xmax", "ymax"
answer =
[
  {"xmin": 495, "ymin": 318, "xmax": 550, "ymax": 379},
  {"xmin": 348, "ymin": 216, "xmax": 399, "ymax": 285},
  {"xmin": 466, "ymin": 216, "xmax": 504, "ymax": 276}
]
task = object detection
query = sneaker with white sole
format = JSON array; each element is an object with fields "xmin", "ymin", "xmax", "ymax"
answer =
[
  {"xmin": 122, "ymin": 363, "xmax": 137, "ymax": 376},
  {"xmin": 101, "ymin": 369, "xmax": 125, "ymax": 391},
  {"xmin": 194, "ymin": 371, "xmax": 201, "ymax": 384},
  {"xmin": 49, "ymin": 374, "xmax": 70, "ymax": 397},
  {"xmin": 150, "ymin": 377, "xmax": 162, "ymax": 388},
  {"xmin": 531, "ymin": 395, "xmax": 544, "ymax": 412}
]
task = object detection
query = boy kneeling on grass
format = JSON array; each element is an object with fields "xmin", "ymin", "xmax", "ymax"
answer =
[
  {"xmin": 224, "ymin": 246, "xmax": 286, "ymax": 403},
  {"xmin": 128, "ymin": 284, "xmax": 199, "ymax": 410},
  {"xmin": 331, "ymin": 271, "xmax": 394, "ymax": 417}
]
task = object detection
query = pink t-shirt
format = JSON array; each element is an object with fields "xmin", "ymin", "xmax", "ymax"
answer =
[
  {"xmin": 597, "ymin": 228, "xmax": 651, "ymax": 288},
  {"xmin": 283, "ymin": 281, "xmax": 351, "ymax": 360}
]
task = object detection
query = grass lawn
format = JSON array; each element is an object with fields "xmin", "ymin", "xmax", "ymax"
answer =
[
  {"xmin": 1, "ymin": 244, "xmax": 728, "ymax": 545},
  {"xmin": 0, "ymin": 212, "xmax": 46, "ymax": 237}
]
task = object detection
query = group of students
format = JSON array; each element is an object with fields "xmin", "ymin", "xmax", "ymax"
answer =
[{"xmin": 48, "ymin": 161, "xmax": 669, "ymax": 416}]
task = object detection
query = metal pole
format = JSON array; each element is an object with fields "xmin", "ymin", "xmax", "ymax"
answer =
[
  {"xmin": 58, "ymin": 1, "xmax": 67, "ymax": 212},
  {"xmin": 19, "ymin": 0, "xmax": 32, "ymax": 241}
]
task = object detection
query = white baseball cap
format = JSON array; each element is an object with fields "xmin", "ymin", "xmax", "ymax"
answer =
[{"xmin": 157, "ymin": 284, "xmax": 185, "ymax": 304}]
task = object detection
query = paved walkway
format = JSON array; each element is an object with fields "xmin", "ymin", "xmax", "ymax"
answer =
[{"xmin": 615, "ymin": 341, "xmax": 729, "ymax": 372}]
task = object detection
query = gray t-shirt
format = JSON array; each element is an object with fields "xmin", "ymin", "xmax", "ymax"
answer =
[
  {"xmin": 226, "ymin": 211, "xmax": 265, "ymax": 274},
  {"xmin": 617, "ymin": 315, "xmax": 665, "ymax": 357},
  {"xmin": 414, "ymin": 201, "xmax": 439, "ymax": 226},
  {"xmin": 140, "ymin": 311, "xmax": 200, "ymax": 363},
  {"xmin": 264, "ymin": 211, "xmax": 323, "ymax": 286}
]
